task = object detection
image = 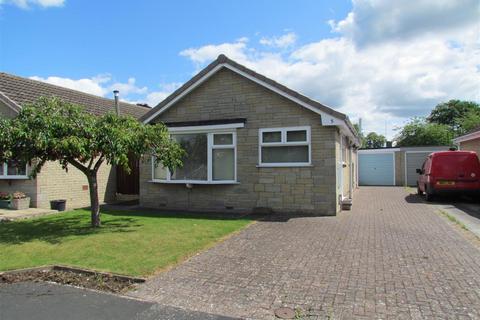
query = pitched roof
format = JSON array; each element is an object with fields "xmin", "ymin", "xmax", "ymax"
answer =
[
  {"xmin": 141, "ymin": 54, "xmax": 358, "ymax": 142},
  {"xmin": 453, "ymin": 125, "xmax": 480, "ymax": 143},
  {"xmin": 0, "ymin": 72, "xmax": 150, "ymax": 119}
]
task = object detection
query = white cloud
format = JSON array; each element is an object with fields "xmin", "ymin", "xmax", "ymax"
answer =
[
  {"xmin": 29, "ymin": 75, "xmax": 110, "ymax": 97},
  {"xmin": 178, "ymin": 2, "xmax": 480, "ymax": 139},
  {"xmin": 180, "ymin": 37, "xmax": 250, "ymax": 66},
  {"xmin": 29, "ymin": 74, "xmax": 180, "ymax": 108},
  {"xmin": 260, "ymin": 32, "xmax": 297, "ymax": 48},
  {"xmin": 145, "ymin": 82, "xmax": 182, "ymax": 107},
  {"xmin": 108, "ymin": 77, "xmax": 148, "ymax": 96},
  {"xmin": 0, "ymin": 0, "xmax": 64, "ymax": 9},
  {"xmin": 329, "ymin": 0, "xmax": 480, "ymax": 47}
]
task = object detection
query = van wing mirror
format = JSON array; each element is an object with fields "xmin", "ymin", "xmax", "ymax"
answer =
[{"xmin": 416, "ymin": 169, "xmax": 422, "ymax": 174}]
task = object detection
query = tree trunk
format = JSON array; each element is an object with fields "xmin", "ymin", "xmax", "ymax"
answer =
[{"xmin": 87, "ymin": 173, "xmax": 101, "ymax": 227}]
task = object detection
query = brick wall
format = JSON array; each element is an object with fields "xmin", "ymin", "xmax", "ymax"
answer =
[
  {"xmin": 140, "ymin": 68, "xmax": 339, "ymax": 216},
  {"xmin": 460, "ymin": 139, "xmax": 480, "ymax": 155},
  {"xmin": 35, "ymin": 161, "xmax": 116, "ymax": 209},
  {"xmin": 0, "ymin": 102, "xmax": 116, "ymax": 210},
  {"xmin": 0, "ymin": 102, "xmax": 18, "ymax": 119},
  {"xmin": 0, "ymin": 162, "xmax": 116, "ymax": 210},
  {"xmin": 395, "ymin": 151, "xmax": 405, "ymax": 186}
]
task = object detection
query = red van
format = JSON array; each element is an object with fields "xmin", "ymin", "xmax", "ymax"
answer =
[{"xmin": 417, "ymin": 150, "xmax": 480, "ymax": 201}]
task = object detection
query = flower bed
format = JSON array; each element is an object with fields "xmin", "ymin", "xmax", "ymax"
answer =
[
  {"xmin": 0, "ymin": 265, "xmax": 144, "ymax": 293},
  {"xmin": 0, "ymin": 192, "xmax": 30, "ymax": 210}
]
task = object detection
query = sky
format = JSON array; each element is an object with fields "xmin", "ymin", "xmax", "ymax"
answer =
[{"xmin": 0, "ymin": 0, "xmax": 479, "ymax": 139}]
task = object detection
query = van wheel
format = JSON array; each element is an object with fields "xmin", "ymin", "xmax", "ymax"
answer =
[
  {"xmin": 425, "ymin": 186, "xmax": 434, "ymax": 202},
  {"xmin": 417, "ymin": 184, "xmax": 423, "ymax": 195}
]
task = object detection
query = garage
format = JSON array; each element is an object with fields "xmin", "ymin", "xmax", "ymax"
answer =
[
  {"xmin": 358, "ymin": 146, "xmax": 449, "ymax": 186},
  {"xmin": 358, "ymin": 151, "xmax": 395, "ymax": 186},
  {"xmin": 405, "ymin": 152, "xmax": 431, "ymax": 186}
]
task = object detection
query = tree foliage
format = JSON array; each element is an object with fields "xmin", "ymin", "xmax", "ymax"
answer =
[
  {"xmin": 0, "ymin": 97, "xmax": 184, "ymax": 227},
  {"xmin": 456, "ymin": 109, "xmax": 480, "ymax": 134},
  {"xmin": 394, "ymin": 118, "xmax": 453, "ymax": 147},
  {"xmin": 364, "ymin": 132, "xmax": 386, "ymax": 149},
  {"xmin": 427, "ymin": 100, "xmax": 480, "ymax": 134}
]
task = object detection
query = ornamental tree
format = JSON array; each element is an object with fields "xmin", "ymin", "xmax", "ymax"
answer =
[{"xmin": 0, "ymin": 97, "xmax": 184, "ymax": 227}]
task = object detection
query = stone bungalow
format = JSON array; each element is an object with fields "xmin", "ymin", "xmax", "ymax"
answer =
[
  {"xmin": 0, "ymin": 72, "xmax": 148, "ymax": 209},
  {"xmin": 140, "ymin": 55, "xmax": 360, "ymax": 215}
]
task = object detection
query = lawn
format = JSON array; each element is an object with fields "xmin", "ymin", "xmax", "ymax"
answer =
[{"xmin": 0, "ymin": 209, "xmax": 252, "ymax": 276}]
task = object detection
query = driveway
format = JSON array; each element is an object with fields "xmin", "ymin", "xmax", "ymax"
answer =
[{"xmin": 131, "ymin": 187, "xmax": 480, "ymax": 319}]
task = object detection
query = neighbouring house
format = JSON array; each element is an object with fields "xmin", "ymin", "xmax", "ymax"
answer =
[
  {"xmin": 454, "ymin": 126, "xmax": 480, "ymax": 155},
  {"xmin": 139, "ymin": 54, "xmax": 360, "ymax": 216},
  {"xmin": 0, "ymin": 72, "xmax": 149, "ymax": 209},
  {"xmin": 358, "ymin": 146, "xmax": 449, "ymax": 186}
]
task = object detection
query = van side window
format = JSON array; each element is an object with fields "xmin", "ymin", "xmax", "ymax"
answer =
[{"xmin": 421, "ymin": 160, "xmax": 426, "ymax": 174}]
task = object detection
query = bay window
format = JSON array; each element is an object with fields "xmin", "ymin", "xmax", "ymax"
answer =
[
  {"xmin": 152, "ymin": 131, "xmax": 237, "ymax": 184},
  {"xmin": 259, "ymin": 126, "xmax": 311, "ymax": 167},
  {"xmin": 0, "ymin": 160, "xmax": 28, "ymax": 179}
]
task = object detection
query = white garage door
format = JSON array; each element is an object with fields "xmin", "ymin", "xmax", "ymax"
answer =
[
  {"xmin": 405, "ymin": 152, "xmax": 430, "ymax": 186},
  {"xmin": 359, "ymin": 153, "xmax": 395, "ymax": 186}
]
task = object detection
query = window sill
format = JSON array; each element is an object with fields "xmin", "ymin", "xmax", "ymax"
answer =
[
  {"xmin": 256, "ymin": 164, "xmax": 313, "ymax": 168},
  {"xmin": 149, "ymin": 180, "xmax": 240, "ymax": 185},
  {"xmin": 0, "ymin": 176, "xmax": 29, "ymax": 180}
]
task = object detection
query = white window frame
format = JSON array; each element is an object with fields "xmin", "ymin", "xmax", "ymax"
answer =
[
  {"xmin": 0, "ymin": 162, "xmax": 29, "ymax": 180},
  {"xmin": 151, "ymin": 129, "xmax": 238, "ymax": 184},
  {"xmin": 258, "ymin": 126, "xmax": 311, "ymax": 167}
]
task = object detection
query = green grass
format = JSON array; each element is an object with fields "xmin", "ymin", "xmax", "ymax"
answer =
[
  {"xmin": 0, "ymin": 209, "xmax": 252, "ymax": 276},
  {"xmin": 439, "ymin": 209, "xmax": 468, "ymax": 231},
  {"xmin": 404, "ymin": 186, "xmax": 416, "ymax": 194}
]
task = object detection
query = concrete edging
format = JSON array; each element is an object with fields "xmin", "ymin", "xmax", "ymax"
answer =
[{"xmin": 0, "ymin": 265, "xmax": 146, "ymax": 283}]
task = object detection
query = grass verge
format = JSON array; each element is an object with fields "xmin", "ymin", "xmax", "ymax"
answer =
[{"xmin": 438, "ymin": 209, "xmax": 468, "ymax": 231}]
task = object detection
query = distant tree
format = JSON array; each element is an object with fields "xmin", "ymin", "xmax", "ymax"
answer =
[
  {"xmin": 0, "ymin": 97, "xmax": 184, "ymax": 227},
  {"xmin": 364, "ymin": 132, "xmax": 386, "ymax": 149},
  {"xmin": 427, "ymin": 100, "xmax": 480, "ymax": 133},
  {"xmin": 353, "ymin": 123, "xmax": 365, "ymax": 147},
  {"xmin": 394, "ymin": 118, "xmax": 453, "ymax": 147}
]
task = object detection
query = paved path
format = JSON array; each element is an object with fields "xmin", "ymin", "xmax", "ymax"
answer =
[
  {"xmin": 0, "ymin": 207, "xmax": 57, "ymax": 222},
  {"xmin": 131, "ymin": 187, "xmax": 480, "ymax": 319},
  {"xmin": 0, "ymin": 281, "xmax": 237, "ymax": 320}
]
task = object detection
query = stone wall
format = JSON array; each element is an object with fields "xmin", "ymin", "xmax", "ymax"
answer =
[{"xmin": 140, "ymin": 68, "xmax": 339, "ymax": 215}]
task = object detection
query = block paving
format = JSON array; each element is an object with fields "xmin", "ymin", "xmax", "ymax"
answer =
[{"xmin": 132, "ymin": 187, "xmax": 480, "ymax": 319}]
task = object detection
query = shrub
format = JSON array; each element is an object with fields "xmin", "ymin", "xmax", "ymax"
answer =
[
  {"xmin": 0, "ymin": 192, "xmax": 10, "ymax": 201},
  {"xmin": 11, "ymin": 191, "xmax": 27, "ymax": 200}
]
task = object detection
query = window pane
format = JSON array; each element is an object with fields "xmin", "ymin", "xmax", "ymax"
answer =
[
  {"xmin": 262, "ymin": 131, "xmax": 281, "ymax": 143},
  {"xmin": 262, "ymin": 146, "xmax": 309, "ymax": 163},
  {"xmin": 7, "ymin": 160, "xmax": 26, "ymax": 176},
  {"xmin": 213, "ymin": 134, "xmax": 233, "ymax": 145},
  {"xmin": 213, "ymin": 149, "xmax": 234, "ymax": 180},
  {"xmin": 153, "ymin": 162, "xmax": 167, "ymax": 180},
  {"xmin": 171, "ymin": 134, "xmax": 208, "ymax": 180},
  {"xmin": 287, "ymin": 130, "xmax": 307, "ymax": 142}
]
